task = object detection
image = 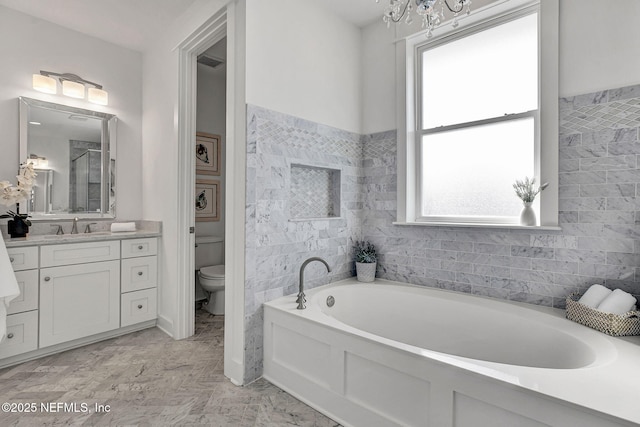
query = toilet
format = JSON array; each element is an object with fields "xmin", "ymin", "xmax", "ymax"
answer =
[{"xmin": 195, "ymin": 236, "xmax": 225, "ymax": 315}]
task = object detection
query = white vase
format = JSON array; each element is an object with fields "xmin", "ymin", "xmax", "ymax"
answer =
[
  {"xmin": 520, "ymin": 202, "xmax": 536, "ymax": 226},
  {"xmin": 356, "ymin": 262, "xmax": 376, "ymax": 282}
]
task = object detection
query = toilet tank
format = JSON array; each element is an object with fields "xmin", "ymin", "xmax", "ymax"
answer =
[{"xmin": 195, "ymin": 236, "xmax": 224, "ymax": 269}]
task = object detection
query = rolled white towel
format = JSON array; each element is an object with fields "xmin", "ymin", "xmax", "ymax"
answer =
[
  {"xmin": 578, "ymin": 284, "xmax": 612, "ymax": 308},
  {"xmin": 110, "ymin": 222, "xmax": 136, "ymax": 233},
  {"xmin": 597, "ymin": 289, "xmax": 637, "ymax": 315}
]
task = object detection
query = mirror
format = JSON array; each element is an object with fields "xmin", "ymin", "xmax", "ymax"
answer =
[{"xmin": 19, "ymin": 97, "xmax": 117, "ymax": 220}]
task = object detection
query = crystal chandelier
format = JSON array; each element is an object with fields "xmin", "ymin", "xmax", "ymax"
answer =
[{"xmin": 376, "ymin": 0, "xmax": 472, "ymax": 37}]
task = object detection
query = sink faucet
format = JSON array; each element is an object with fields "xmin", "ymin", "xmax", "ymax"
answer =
[
  {"xmin": 297, "ymin": 257, "xmax": 331, "ymax": 310},
  {"xmin": 71, "ymin": 217, "xmax": 79, "ymax": 234}
]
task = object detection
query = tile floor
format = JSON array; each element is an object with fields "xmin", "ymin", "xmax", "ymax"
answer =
[{"xmin": 0, "ymin": 309, "xmax": 340, "ymax": 426}]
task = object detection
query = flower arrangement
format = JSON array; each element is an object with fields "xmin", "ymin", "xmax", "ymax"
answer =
[
  {"xmin": 513, "ymin": 177, "xmax": 548, "ymax": 203},
  {"xmin": 353, "ymin": 240, "xmax": 377, "ymax": 264},
  {"xmin": 1, "ymin": 162, "xmax": 37, "ymax": 236}
]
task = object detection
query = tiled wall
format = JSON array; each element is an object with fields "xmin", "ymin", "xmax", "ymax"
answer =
[
  {"xmin": 363, "ymin": 84, "xmax": 640, "ymax": 309},
  {"xmin": 244, "ymin": 105, "xmax": 361, "ymax": 381},
  {"xmin": 244, "ymin": 84, "xmax": 640, "ymax": 382}
]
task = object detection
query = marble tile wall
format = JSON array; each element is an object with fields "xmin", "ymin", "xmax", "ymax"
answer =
[
  {"xmin": 362, "ymin": 83, "xmax": 640, "ymax": 310},
  {"xmin": 244, "ymin": 105, "xmax": 362, "ymax": 382},
  {"xmin": 243, "ymin": 83, "xmax": 640, "ymax": 383}
]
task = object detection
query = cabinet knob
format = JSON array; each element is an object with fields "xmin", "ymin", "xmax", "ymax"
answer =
[
  {"xmin": 137, "ymin": 245, "xmax": 143, "ymax": 250},
  {"xmin": 137, "ymin": 304, "xmax": 143, "ymax": 309},
  {"xmin": 44, "ymin": 277, "xmax": 51, "ymax": 282},
  {"xmin": 9, "ymin": 257, "xmax": 14, "ymax": 263},
  {"xmin": 7, "ymin": 333, "xmax": 14, "ymax": 339},
  {"xmin": 137, "ymin": 271, "xmax": 143, "ymax": 276}
]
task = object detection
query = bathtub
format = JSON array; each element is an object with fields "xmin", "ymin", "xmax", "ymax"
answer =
[{"xmin": 263, "ymin": 278, "xmax": 640, "ymax": 427}]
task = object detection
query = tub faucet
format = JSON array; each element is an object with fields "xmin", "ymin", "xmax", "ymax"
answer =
[
  {"xmin": 297, "ymin": 257, "xmax": 331, "ymax": 310},
  {"xmin": 71, "ymin": 217, "xmax": 79, "ymax": 234}
]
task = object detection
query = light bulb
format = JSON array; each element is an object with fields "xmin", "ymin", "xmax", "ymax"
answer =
[
  {"xmin": 33, "ymin": 74, "xmax": 57, "ymax": 94},
  {"xmin": 62, "ymin": 80, "xmax": 85, "ymax": 98},
  {"xmin": 88, "ymin": 87, "xmax": 108, "ymax": 105}
]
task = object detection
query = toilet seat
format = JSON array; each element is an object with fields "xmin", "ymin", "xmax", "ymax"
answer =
[{"xmin": 200, "ymin": 265, "xmax": 225, "ymax": 280}]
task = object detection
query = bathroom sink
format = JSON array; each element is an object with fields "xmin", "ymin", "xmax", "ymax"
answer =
[{"xmin": 44, "ymin": 231, "xmax": 112, "ymax": 239}]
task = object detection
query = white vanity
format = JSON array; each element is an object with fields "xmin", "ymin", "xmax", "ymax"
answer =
[{"xmin": 0, "ymin": 231, "xmax": 160, "ymax": 369}]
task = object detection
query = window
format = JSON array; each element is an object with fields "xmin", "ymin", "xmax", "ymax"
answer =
[
  {"xmin": 397, "ymin": 0, "xmax": 558, "ymax": 228},
  {"xmin": 418, "ymin": 12, "xmax": 538, "ymax": 224}
]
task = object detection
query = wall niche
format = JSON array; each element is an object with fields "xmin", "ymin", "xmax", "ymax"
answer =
[{"xmin": 290, "ymin": 164, "xmax": 341, "ymax": 219}]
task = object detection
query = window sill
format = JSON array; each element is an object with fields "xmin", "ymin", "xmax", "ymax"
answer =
[{"xmin": 392, "ymin": 221, "xmax": 561, "ymax": 231}]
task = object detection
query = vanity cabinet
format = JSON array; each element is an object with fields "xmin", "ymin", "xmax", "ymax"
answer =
[
  {"xmin": 0, "ymin": 247, "xmax": 39, "ymax": 359},
  {"xmin": 0, "ymin": 236, "xmax": 159, "ymax": 367}
]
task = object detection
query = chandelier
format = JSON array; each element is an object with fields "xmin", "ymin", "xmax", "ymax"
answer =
[{"xmin": 376, "ymin": 0, "xmax": 472, "ymax": 37}]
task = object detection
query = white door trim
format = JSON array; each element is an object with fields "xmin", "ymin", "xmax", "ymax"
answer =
[{"xmin": 175, "ymin": 3, "xmax": 246, "ymax": 385}]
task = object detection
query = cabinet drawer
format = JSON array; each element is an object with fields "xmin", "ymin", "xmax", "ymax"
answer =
[
  {"xmin": 121, "ymin": 256, "xmax": 158, "ymax": 293},
  {"xmin": 0, "ymin": 310, "xmax": 38, "ymax": 359},
  {"xmin": 121, "ymin": 238, "xmax": 157, "ymax": 259},
  {"xmin": 121, "ymin": 288, "xmax": 157, "ymax": 327},
  {"xmin": 8, "ymin": 270, "xmax": 39, "ymax": 315},
  {"xmin": 7, "ymin": 246, "xmax": 38, "ymax": 271},
  {"xmin": 41, "ymin": 241, "xmax": 120, "ymax": 267}
]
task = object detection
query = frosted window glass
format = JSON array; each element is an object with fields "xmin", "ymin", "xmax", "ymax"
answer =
[
  {"xmin": 421, "ymin": 13, "xmax": 538, "ymax": 128},
  {"xmin": 421, "ymin": 117, "xmax": 534, "ymax": 218}
]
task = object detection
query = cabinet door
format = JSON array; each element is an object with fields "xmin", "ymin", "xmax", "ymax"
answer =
[{"xmin": 39, "ymin": 260, "xmax": 120, "ymax": 348}]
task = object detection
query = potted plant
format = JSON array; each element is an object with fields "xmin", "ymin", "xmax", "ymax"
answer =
[
  {"xmin": 1, "ymin": 162, "xmax": 36, "ymax": 238},
  {"xmin": 354, "ymin": 240, "xmax": 377, "ymax": 283},
  {"xmin": 513, "ymin": 177, "xmax": 548, "ymax": 226}
]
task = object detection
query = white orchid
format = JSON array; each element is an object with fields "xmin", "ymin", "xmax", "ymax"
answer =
[{"xmin": 0, "ymin": 162, "xmax": 37, "ymax": 207}]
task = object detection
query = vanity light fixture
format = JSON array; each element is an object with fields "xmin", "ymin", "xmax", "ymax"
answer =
[
  {"xmin": 376, "ymin": 0, "xmax": 472, "ymax": 37},
  {"xmin": 27, "ymin": 155, "xmax": 49, "ymax": 169},
  {"xmin": 32, "ymin": 70, "xmax": 109, "ymax": 106}
]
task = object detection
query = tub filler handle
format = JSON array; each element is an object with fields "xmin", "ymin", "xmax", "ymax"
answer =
[{"xmin": 297, "ymin": 257, "xmax": 331, "ymax": 310}]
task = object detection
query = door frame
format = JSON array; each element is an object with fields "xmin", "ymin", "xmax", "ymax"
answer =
[{"xmin": 175, "ymin": 2, "xmax": 246, "ymax": 385}]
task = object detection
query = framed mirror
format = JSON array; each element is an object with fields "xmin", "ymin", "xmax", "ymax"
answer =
[{"xmin": 19, "ymin": 97, "xmax": 117, "ymax": 220}]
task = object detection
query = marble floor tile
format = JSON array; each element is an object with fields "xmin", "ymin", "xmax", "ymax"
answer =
[{"xmin": 0, "ymin": 309, "xmax": 341, "ymax": 426}]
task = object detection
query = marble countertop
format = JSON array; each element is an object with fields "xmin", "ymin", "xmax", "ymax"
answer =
[{"xmin": 3, "ymin": 229, "xmax": 161, "ymax": 248}]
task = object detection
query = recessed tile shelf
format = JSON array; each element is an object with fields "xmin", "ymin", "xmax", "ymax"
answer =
[{"xmin": 290, "ymin": 164, "xmax": 341, "ymax": 219}]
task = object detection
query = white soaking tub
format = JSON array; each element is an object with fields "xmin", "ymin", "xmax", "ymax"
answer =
[{"xmin": 263, "ymin": 278, "xmax": 640, "ymax": 427}]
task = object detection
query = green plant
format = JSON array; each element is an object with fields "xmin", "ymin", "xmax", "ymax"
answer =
[
  {"xmin": 513, "ymin": 177, "xmax": 549, "ymax": 203},
  {"xmin": 353, "ymin": 241, "xmax": 377, "ymax": 264}
]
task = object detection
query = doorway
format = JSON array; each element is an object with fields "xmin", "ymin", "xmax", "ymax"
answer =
[{"xmin": 176, "ymin": 3, "xmax": 246, "ymax": 385}]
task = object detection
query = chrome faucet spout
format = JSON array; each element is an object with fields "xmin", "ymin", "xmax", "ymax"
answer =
[
  {"xmin": 297, "ymin": 257, "xmax": 331, "ymax": 310},
  {"xmin": 71, "ymin": 217, "xmax": 79, "ymax": 234}
]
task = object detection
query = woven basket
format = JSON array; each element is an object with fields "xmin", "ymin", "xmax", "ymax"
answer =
[{"xmin": 565, "ymin": 292, "xmax": 640, "ymax": 336}]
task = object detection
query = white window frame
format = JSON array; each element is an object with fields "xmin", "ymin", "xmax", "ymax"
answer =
[{"xmin": 396, "ymin": 0, "xmax": 559, "ymax": 229}]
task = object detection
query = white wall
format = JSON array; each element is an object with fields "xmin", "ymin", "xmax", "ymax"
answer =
[
  {"xmin": 558, "ymin": 0, "xmax": 640, "ymax": 97},
  {"xmin": 196, "ymin": 63, "xmax": 226, "ymax": 241},
  {"xmin": 245, "ymin": 0, "xmax": 362, "ymax": 134},
  {"xmin": 0, "ymin": 5, "xmax": 143, "ymax": 219},
  {"xmin": 361, "ymin": 0, "xmax": 640, "ymax": 133}
]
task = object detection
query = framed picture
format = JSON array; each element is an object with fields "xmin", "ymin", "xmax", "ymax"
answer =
[
  {"xmin": 195, "ymin": 179, "xmax": 220, "ymax": 222},
  {"xmin": 195, "ymin": 132, "xmax": 221, "ymax": 176}
]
